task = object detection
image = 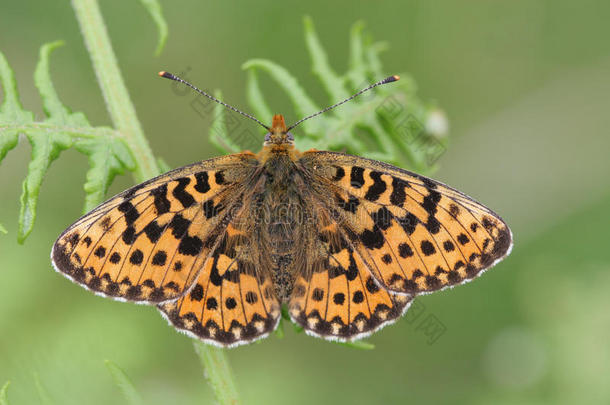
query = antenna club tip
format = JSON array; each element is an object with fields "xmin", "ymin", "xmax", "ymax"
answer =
[
  {"xmin": 384, "ymin": 75, "xmax": 400, "ymax": 83},
  {"xmin": 158, "ymin": 71, "xmax": 174, "ymax": 79}
]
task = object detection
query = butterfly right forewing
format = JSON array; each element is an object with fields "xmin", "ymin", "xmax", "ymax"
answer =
[{"xmin": 51, "ymin": 153, "xmax": 260, "ymax": 304}]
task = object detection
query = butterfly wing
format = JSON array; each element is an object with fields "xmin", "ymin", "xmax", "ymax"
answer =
[
  {"xmin": 51, "ymin": 153, "xmax": 259, "ymax": 303},
  {"xmin": 299, "ymin": 150, "xmax": 513, "ymax": 295},
  {"xmin": 158, "ymin": 197, "xmax": 281, "ymax": 347},
  {"xmin": 287, "ymin": 194, "xmax": 412, "ymax": 341}
]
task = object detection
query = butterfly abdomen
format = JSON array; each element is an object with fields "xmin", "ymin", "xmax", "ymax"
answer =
[{"xmin": 255, "ymin": 152, "xmax": 313, "ymax": 301}]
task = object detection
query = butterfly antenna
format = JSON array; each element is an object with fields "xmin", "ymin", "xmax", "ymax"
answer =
[
  {"xmin": 159, "ymin": 71, "xmax": 270, "ymax": 130},
  {"xmin": 286, "ymin": 75, "xmax": 400, "ymax": 132}
]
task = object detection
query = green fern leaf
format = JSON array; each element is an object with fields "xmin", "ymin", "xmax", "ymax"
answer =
[
  {"xmin": 0, "ymin": 42, "xmax": 135, "ymax": 242},
  {"xmin": 137, "ymin": 0, "xmax": 168, "ymax": 56},
  {"xmin": 237, "ymin": 18, "xmax": 449, "ymax": 173},
  {"xmin": 75, "ymin": 136, "xmax": 135, "ymax": 212},
  {"xmin": 0, "ymin": 50, "xmax": 34, "ymax": 163}
]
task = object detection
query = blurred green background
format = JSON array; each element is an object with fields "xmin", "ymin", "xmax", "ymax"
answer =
[{"xmin": 1, "ymin": 1, "xmax": 609, "ymax": 404}]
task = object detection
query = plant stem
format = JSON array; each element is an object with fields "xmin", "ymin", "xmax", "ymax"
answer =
[
  {"xmin": 194, "ymin": 342, "xmax": 241, "ymax": 405},
  {"xmin": 71, "ymin": 0, "xmax": 159, "ymax": 181},
  {"xmin": 70, "ymin": 1, "xmax": 240, "ymax": 403}
]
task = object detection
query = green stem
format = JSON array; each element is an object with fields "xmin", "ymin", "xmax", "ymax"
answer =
[
  {"xmin": 70, "ymin": 1, "xmax": 239, "ymax": 403},
  {"xmin": 71, "ymin": 0, "xmax": 159, "ymax": 181},
  {"xmin": 194, "ymin": 342, "xmax": 241, "ymax": 405}
]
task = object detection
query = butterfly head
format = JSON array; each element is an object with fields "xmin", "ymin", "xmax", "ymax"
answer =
[{"xmin": 264, "ymin": 114, "xmax": 294, "ymax": 146}]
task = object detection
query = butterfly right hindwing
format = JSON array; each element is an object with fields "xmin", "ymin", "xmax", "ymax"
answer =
[{"xmin": 158, "ymin": 200, "xmax": 282, "ymax": 347}]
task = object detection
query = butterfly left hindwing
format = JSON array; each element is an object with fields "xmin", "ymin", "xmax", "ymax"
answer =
[{"xmin": 288, "ymin": 204, "xmax": 412, "ymax": 341}]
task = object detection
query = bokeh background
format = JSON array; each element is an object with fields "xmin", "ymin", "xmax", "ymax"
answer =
[{"xmin": 1, "ymin": 1, "xmax": 609, "ymax": 404}]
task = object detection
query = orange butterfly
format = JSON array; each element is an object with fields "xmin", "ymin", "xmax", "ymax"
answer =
[{"xmin": 52, "ymin": 73, "xmax": 512, "ymax": 347}]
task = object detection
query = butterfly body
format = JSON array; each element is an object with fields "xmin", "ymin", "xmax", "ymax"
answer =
[{"xmin": 52, "ymin": 113, "xmax": 512, "ymax": 347}]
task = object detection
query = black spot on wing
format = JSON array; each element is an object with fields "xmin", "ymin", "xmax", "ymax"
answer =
[
  {"xmin": 143, "ymin": 220, "xmax": 163, "ymax": 243},
  {"xmin": 398, "ymin": 242, "xmax": 414, "ymax": 258},
  {"xmin": 364, "ymin": 171, "xmax": 386, "ymax": 201},
  {"xmin": 332, "ymin": 166, "xmax": 345, "ymax": 181},
  {"xmin": 425, "ymin": 216, "xmax": 441, "ymax": 234},
  {"xmin": 443, "ymin": 240, "xmax": 455, "ymax": 252},
  {"xmin": 152, "ymin": 250, "xmax": 167, "ymax": 266},
  {"xmin": 194, "ymin": 171, "xmax": 210, "ymax": 193},
  {"xmin": 203, "ymin": 200, "xmax": 223, "ymax": 219},
  {"xmin": 350, "ymin": 166, "xmax": 365, "ymax": 188},
  {"xmin": 346, "ymin": 254, "xmax": 359, "ymax": 281},
  {"xmin": 94, "ymin": 246, "xmax": 106, "ymax": 258},
  {"xmin": 209, "ymin": 256, "xmax": 222, "ymax": 286},
  {"xmin": 190, "ymin": 284, "xmax": 204, "ymax": 301},
  {"xmin": 397, "ymin": 212, "xmax": 418, "ymax": 235},
  {"xmin": 422, "ymin": 190, "xmax": 441, "ymax": 215},
  {"xmin": 390, "ymin": 177, "xmax": 407, "ymax": 206},
  {"xmin": 109, "ymin": 252, "xmax": 121, "ymax": 263},
  {"xmin": 421, "ymin": 177, "xmax": 437, "ymax": 190},
  {"xmin": 169, "ymin": 214, "xmax": 190, "ymax": 238},
  {"xmin": 245, "ymin": 291, "xmax": 258, "ymax": 304},
  {"xmin": 178, "ymin": 235, "xmax": 203, "ymax": 256},
  {"xmin": 151, "ymin": 184, "xmax": 171, "ymax": 214},
  {"xmin": 206, "ymin": 297, "xmax": 218, "ymax": 309},
  {"xmin": 352, "ymin": 290, "xmax": 364, "ymax": 303},
  {"xmin": 312, "ymin": 288, "xmax": 324, "ymax": 301},
  {"xmin": 118, "ymin": 201, "xmax": 139, "ymax": 224},
  {"xmin": 420, "ymin": 240, "xmax": 436, "ymax": 256},
  {"xmin": 225, "ymin": 297, "xmax": 237, "ymax": 309},
  {"xmin": 360, "ymin": 226, "xmax": 385, "ymax": 249},
  {"xmin": 173, "ymin": 177, "xmax": 196, "ymax": 208},
  {"xmin": 122, "ymin": 226, "xmax": 136, "ymax": 245},
  {"xmin": 457, "ymin": 233, "xmax": 470, "ymax": 245},
  {"xmin": 215, "ymin": 171, "xmax": 226, "ymax": 185},
  {"xmin": 130, "ymin": 249, "xmax": 144, "ymax": 265}
]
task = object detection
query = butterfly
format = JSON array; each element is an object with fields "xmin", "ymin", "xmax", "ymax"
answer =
[{"xmin": 51, "ymin": 72, "xmax": 512, "ymax": 347}]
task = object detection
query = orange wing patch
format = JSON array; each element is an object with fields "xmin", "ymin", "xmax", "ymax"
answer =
[
  {"xmin": 159, "ymin": 224, "xmax": 281, "ymax": 346},
  {"xmin": 302, "ymin": 151, "xmax": 512, "ymax": 295},
  {"xmin": 51, "ymin": 154, "xmax": 257, "ymax": 303}
]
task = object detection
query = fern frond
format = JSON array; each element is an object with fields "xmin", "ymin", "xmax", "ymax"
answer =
[
  {"xmin": 208, "ymin": 17, "xmax": 451, "ymax": 173},
  {"xmin": 137, "ymin": 0, "xmax": 168, "ymax": 56},
  {"xmin": 0, "ymin": 42, "xmax": 135, "ymax": 242}
]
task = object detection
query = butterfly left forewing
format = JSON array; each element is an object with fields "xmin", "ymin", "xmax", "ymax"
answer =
[
  {"xmin": 300, "ymin": 150, "xmax": 512, "ymax": 295},
  {"xmin": 52, "ymin": 153, "xmax": 259, "ymax": 303}
]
